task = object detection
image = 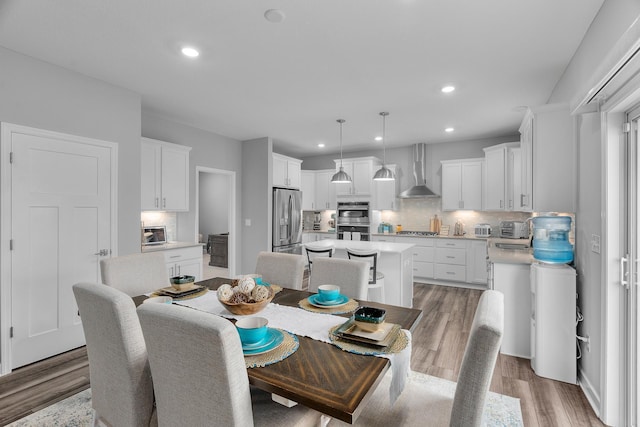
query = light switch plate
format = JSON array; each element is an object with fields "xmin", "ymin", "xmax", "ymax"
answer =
[
  {"xmin": 245, "ymin": 219, "xmax": 252, "ymax": 227},
  {"xmin": 591, "ymin": 234, "xmax": 600, "ymax": 254}
]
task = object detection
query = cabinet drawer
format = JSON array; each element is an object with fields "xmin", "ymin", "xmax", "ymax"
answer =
[
  {"xmin": 412, "ymin": 246, "xmax": 434, "ymax": 262},
  {"xmin": 162, "ymin": 246, "xmax": 202, "ymax": 262},
  {"xmin": 435, "ymin": 263, "xmax": 466, "ymax": 281},
  {"xmin": 372, "ymin": 235, "xmax": 396, "ymax": 242},
  {"xmin": 413, "ymin": 261, "xmax": 434, "ymax": 279},
  {"xmin": 394, "ymin": 236, "xmax": 435, "ymax": 246},
  {"xmin": 435, "ymin": 248, "xmax": 466, "ymax": 265},
  {"xmin": 436, "ymin": 239, "xmax": 467, "ymax": 249}
]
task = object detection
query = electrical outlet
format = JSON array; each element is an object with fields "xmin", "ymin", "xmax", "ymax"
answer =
[
  {"xmin": 245, "ymin": 219, "xmax": 252, "ymax": 227},
  {"xmin": 591, "ymin": 234, "xmax": 601, "ymax": 254}
]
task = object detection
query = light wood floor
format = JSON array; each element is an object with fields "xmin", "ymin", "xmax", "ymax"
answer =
[{"xmin": 0, "ymin": 282, "xmax": 603, "ymax": 426}]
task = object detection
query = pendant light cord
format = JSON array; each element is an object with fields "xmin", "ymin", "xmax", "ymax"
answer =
[
  {"xmin": 337, "ymin": 119, "xmax": 345, "ymax": 168},
  {"xmin": 380, "ymin": 112, "xmax": 389, "ymax": 165}
]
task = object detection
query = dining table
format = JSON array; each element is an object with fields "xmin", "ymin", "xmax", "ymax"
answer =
[{"xmin": 133, "ymin": 277, "xmax": 423, "ymax": 424}]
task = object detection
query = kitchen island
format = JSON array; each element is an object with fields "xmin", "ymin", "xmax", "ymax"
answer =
[{"xmin": 304, "ymin": 239, "xmax": 415, "ymax": 308}]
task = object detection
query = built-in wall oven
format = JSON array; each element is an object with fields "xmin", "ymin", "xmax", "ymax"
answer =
[{"xmin": 336, "ymin": 201, "xmax": 370, "ymax": 241}]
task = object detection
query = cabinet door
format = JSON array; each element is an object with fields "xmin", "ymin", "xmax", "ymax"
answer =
[
  {"xmin": 161, "ymin": 145, "xmax": 190, "ymax": 211},
  {"xmin": 287, "ymin": 160, "xmax": 302, "ymax": 189},
  {"xmin": 508, "ymin": 147, "xmax": 521, "ymax": 211},
  {"xmin": 519, "ymin": 115, "xmax": 533, "ymax": 211},
  {"xmin": 352, "ymin": 159, "xmax": 373, "ymax": 195},
  {"xmin": 141, "ymin": 140, "xmax": 161, "ymax": 210},
  {"xmin": 176, "ymin": 258, "xmax": 202, "ymax": 282},
  {"xmin": 460, "ymin": 161, "xmax": 483, "ymax": 210},
  {"xmin": 373, "ymin": 164, "xmax": 397, "ymax": 210},
  {"xmin": 301, "ymin": 171, "xmax": 315, "ymax": 210},
  {"xmin": 441, "ymin": 162, "xmax": 461, "ymax": 211},
  {"xmin": 467, "ymin": 240, "xmax": 488, "ymax": 284},
  {"xmin": 315, "ymin": 170, "xmax": 336, "ymax": 209},
  {"xmin": 484, "ymin": 148, "xmax": 506, "ymax": 210},
  {"xmin": 273, "ymin": 155, "xmax": 288, "ymax": 187}
]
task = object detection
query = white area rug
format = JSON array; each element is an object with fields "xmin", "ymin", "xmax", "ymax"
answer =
[{"xmin": 9, "ymin": 373, "xmax": 523, "ymax": 426}]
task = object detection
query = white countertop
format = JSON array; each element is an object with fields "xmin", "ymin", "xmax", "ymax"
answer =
[
  {"xmin": 371, "ymin": 232, "xmax": 489, "ymax": 241},
  {"xmin": 141, "ymin": 241, "xmax": 204, "ymax": 252},
  {"xmin": 304, "ymin": 238, "xmax": 414, "ymax": 254},
  {"xmin": 487, "ymin": 238, "xmax": 534, "ymax": 264}
]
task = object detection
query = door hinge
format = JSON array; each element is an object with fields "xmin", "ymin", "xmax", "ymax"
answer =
[
  {"xmin": 9, "ymin": 326, "xmax": 13, "ymax": 338},
  {"xmin": 622, "ymin": 122, "xmax": 631, "ymax": 133},
  {"xmin": 9, "ymin": 152, "xmax": 13, "ymax": 163}
]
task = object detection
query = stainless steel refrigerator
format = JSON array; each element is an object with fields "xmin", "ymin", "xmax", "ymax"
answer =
[{"xmin": 272, "ymin": 188, "xmax": 303, "ymax": 255}]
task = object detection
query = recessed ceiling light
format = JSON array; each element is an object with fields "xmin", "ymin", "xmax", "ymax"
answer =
[
  {"xmin": 318, "ymin": 143, "xmax": 325, "ymax": 148},
  {"xmin": 441, "ymin": 85, "xmax": 455, "ymax": 93},
  {"xmin": 264, "ymin": 9, "xmax": 286, "ymax": 23},
  {"xmin": 374, "ymin": 136, "xmax": 383, "ymax": 141},
  {"xmin": 181, "ymin": 47, "xmax": 199, "ymax": 58},
  {"xmin": 445, "ymin": 127, "xmax": 455, "ymax": 133}
]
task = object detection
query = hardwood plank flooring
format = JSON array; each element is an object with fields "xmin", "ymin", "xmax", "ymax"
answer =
[{"xmin": 0, "ymin": 282, "xmax": 603, "ymax": 426}]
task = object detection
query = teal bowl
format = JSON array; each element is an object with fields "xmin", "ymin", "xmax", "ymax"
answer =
[
  {"xmin": 317, "ymin": 284, "xmax": 340, "ymax": 302},
  {"xmin": 235, "ymin": 317, "xmax": 268, "ymax": 346}
]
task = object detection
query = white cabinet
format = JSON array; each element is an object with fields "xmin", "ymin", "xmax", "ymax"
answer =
[
  {"xmin": 333, "ymin": 157, "xmax": 380, "ymax": 197},
  {"xmin": 273, "ymin": 153, "xmax": 302, "ymax": 189},
  {"xmin": 372, "ymin": 164, "xmax": 397, "ymax": 210},
  {"xmin": 467, "ymin": 240, "xmax": 488, "ymax": 284},
  {"xmin": 492, "ymin": 262, "xmax": 531, "ymax": 358},
  {"xmin": 141, "ymin": 137, "xmax": 191, "ymax": 211},
  {"xmin": 441, "ymin": 158, "xmax": 483, "ymax": 211},
  {"xmin": 314, "ymin": 169, "xmax": 337, "ymax": 210},
  {"xmin": 434, "ymin": 239, "xmax": 467, "ymax": 282},
  {"xmin": 518, "ymin": 103, "xmax": 574, "ymax": 212},
  {"xmin": 507, "ymin": 146, "xmax": 521, "ymax": 211},
  {"xmin": 483, "ymin": 143, "xmax": 519, "ymax": 211},
  {"xmin": 395, "ymin": 236, "xmax": 435, "ymax": 281},
  {"xmin": 162, "ymin": 246, "xmax": 203, "ymax": 282},
  {"xmin": 301, "ymin": 171, "xmax": 316, "ymax": 210}
]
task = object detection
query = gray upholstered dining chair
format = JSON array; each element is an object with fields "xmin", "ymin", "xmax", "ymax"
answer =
[
  {"xmin": 254, "ymin": 251, "xmax": 306, "ymax": 290},
  {"xmin": 308, "ymin": 257, "xmax": 370, "ymax": 301},
  {"xmin": 329, "ymin": 289, "xmax": 505, "ymax": 427},
  {"xmin": 72, "ymin": 282, "xmax": 156, "ymax": 427},
  {"xmin": 100, "ymin": 251, "xmax": 169, "ymax": 296},
  {"xmin": 346, "ymin": 248, "xmax": 385, "ymax": 303},
  {"xmin": 136, "ymin": 303, "xmax": 320, "ymax": 427}
]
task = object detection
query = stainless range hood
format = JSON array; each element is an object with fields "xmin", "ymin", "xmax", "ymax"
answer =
[{"xmin": 399, "ymin": 143, "xmax": 439, "ymax": 198}]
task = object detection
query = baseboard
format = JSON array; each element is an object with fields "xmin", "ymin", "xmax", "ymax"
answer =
[{"xmin": 578, "ymin": 367, "xmax": 601, "ymax": 420}]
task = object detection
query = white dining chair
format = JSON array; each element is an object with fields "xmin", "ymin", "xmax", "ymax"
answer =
[
  {"xmin": 304, "ymin": 243, "xmax": 334, "ymax": 274},
  {"xmin": 137, "ymin": 302, "xmax": 321, "ymax": 427},
  {"xmin": 346, "ymin": 248, "xmax": 385, "ymax": 303},
  {"xmin": 255, "ymin": 251, "xmax": 306, "ymax": 290},
  {"xmin": 100, "ymin": 252, "xmax": 169, "ymax": 297},
  {"xmin": 72, "ymin": 282, "xmax": 156, "ymax": 427},
  {"xmin": 308, "ymin": 257, "xmax": 369, "ymax": 301}
]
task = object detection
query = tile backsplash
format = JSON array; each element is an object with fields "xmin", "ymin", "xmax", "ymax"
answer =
[{"xmin": 141, "ymin": 211, "xmax": 178, "ymax": 241}]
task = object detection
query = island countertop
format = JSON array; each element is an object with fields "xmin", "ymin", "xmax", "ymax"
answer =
[{"xmin": 304, "ymin": 239, "xmax": 415, "ymax": 253}]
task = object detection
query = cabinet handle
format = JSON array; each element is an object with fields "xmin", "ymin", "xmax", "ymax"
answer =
[
  {"xmin": 170, "ymin": 267, "xmax": 174, "ymax": 276},
  {"xmin": 446, "ymin": 271, "xmax": 455, "ymax": 275},
  {"xmin": 446, "ymin": 255, "xmax": 455, "ymax": 259},
  {"xmin": 155, "ymin": 197, "xmax": 159, "ymax": 208},
  {"xmin": 177, "ymin": 265, "xmax": 181, "ymax": 275},
  {"xmin": 163, "ymin": 198, "xmax": 166, "ymax": 208},
  {"xmin": 170, "ymin": 255, "xmax": 180, "ymax": 259},
  {"xmin": 500, "ymin": 200, "xmax": 504, "ymax": 208}
]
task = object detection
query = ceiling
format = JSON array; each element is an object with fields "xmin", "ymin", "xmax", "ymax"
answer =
[{"xmin": 0, "ymin": 0, "xmax": 604, "ymax": 157}]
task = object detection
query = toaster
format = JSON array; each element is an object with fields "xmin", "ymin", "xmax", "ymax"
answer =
[
  {"xmin": 500, "ymin": 221, "xmax": 530, "ymax": 239},
  {"xmin": 474, "ymin": 224, "xmax": 492, "ymax": 237}
]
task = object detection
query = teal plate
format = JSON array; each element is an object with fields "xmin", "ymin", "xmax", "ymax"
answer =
[
  {"xmin": 242, "ymin": 328, "xmax": 284, "ymax": 355},
  {"xmin": 308, "ymin": 294, "xmax": 350, "ymax": 308}
]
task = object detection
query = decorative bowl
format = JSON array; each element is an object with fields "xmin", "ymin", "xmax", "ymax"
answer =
[
  {"xmin": 218, "ymin": 285, "xmax": 275, "ymax": 315},
  {"xmin": 235, "ymin": 317, "xmax": 269, "ymax": 345},
  {"xmin": 170, "ymin": 275, "xmax": 195, "ymax": 291},
  {"xmin": 354, "ymin": 307, "xmax": 386, "ymax": 332}
]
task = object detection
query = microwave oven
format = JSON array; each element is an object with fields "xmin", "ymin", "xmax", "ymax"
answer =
[{"xmin": 499, "ymin": 221, "xmax": 529, "ymax": 239}]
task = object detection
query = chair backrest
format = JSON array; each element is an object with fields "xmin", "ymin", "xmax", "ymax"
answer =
[
  {"xmin": 450, "ymin": 290, "xmax": 504, "ymax": 427},
  {"xmin": 100, "ymin": 252, "xmax": 169, "ymax": 296},
  {"xmin": 72, "ymin": 282, "xmax": 155, "ymax": 427},
  {"xmin": 137, "ymin": 303, "xmax": 254, "ymax": 427},
  {"xmin": 309, "ymin": 257, "xmax": 370, "ymax": 300},
  {"xmin": 346, "ymin": 248, "xmax": 380, "ymax": 284},
  {"xmin": 255, "ymin": 251, "xmax": 305, "ymax": 290},
  {"xmin": 304, "ymin": 244, "xmax": 334, "ymax": 272}
]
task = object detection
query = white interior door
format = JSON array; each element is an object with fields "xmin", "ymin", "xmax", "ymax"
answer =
[
  {"xmin": 5, "ymin": 124, "xmax": 115, "ymax": 370},
  {"xmin": 629, "ymin": 107, "xmax": 640, "ymax": 427}
]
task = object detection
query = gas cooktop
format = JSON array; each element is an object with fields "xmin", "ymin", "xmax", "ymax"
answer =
[{"xmin": 396, "ymin": 230, "xmax": 439, "ymax": 236}]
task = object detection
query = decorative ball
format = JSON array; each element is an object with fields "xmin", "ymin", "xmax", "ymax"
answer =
[
  {"xmin": 228, "ymin": 292, "xmax": 249, "ymax": 304},
  {"xmin": 217, "ymin": 284, "xmax": 233, "ymax": 302},
  {"xmin": 238, "ymin": 277, "xmax": 256, "ymax": 295},
  {"xmin": 252, "ymin": 285, "xmax": 270, "ymax": 302}
]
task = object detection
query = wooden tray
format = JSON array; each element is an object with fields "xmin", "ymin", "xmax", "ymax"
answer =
[{"xmin": 333, "ymin": 319, "xmax": 401, "ymax": 348}]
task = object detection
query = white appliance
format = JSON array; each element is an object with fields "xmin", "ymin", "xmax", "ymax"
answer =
[
  {"xmin": 474, "ymin": 223, "xmax": 492, "ymax": 237},
  {"xmin": 500, "ymin": 221, "xmax": 529, "ymax": 239},
  {"xmin": 530, "ymin": 262, "xmax": 577, "ymax": 384},
  {"xmin": 272, "ymin": 188, "xmax": 303, "ymax": 255}
]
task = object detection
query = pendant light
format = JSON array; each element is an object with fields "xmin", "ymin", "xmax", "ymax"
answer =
[
  {"xmin": 331, "ymin": 119, "xmax": 352, "ymax": 183},
  {"xmin": 373, "ymin": 111, "xmax": 395, "ymax": 181}
]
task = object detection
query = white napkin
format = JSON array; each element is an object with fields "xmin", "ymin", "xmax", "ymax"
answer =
[
  {"xmin": 352, "ymin": 231, "xmax": 361, "ymax": 241},
  {"xmin": 343, "ymin": 231, "xmax": 352, "ymax": 240}
]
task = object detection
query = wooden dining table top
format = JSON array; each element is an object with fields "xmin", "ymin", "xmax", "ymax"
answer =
[{"xmin": 133, "ymin": 277, "xmax": 423, "ymax": 424}]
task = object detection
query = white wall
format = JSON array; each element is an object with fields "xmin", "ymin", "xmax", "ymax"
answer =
[
  {"xmin": 199, "ymin": 171, "xmax": 230, "ymax": 236},
  {"xmin": 0, "ymin": 46, "xmax": 142, "ymax": 255}
]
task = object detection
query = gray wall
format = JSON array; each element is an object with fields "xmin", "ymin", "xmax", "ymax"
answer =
[
  {"xmin": 0, "ymin": 46, "xmax": 142, "ymax": 256},
  {"xmin": 199, "ymin": 171, "xmax": 230, "ymax": 236},
  {"xmin": 241, "ymin": 138, "xmax": 272, "ymax": 273}
]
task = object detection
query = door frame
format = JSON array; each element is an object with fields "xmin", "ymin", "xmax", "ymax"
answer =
[
  {"xmin": 0, "ymin": 122, "xmax": 119, "ymax": 375},
  {"xmin": 194, "ymin": 166, "xmax": 236, "ymax": 277}
]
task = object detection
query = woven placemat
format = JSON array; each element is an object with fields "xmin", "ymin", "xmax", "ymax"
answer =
[
  {"xmin": 328, "ymin": 324, "xmax": 409, "ymax": 356},
  {"xmin": 297, "ymin": 297, "xmax": 359, "ymax": 314},
  {"xmin": 244, "ymin": 329, "xmax": 298, "ymax": 368}
]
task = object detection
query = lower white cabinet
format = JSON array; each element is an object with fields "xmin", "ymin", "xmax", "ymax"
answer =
[
  {"xmin": 161, "ymin": 246, "xmax": 203, "ymax": 281},
  {"xmin": 395, "ymin": 236, "xmax": 435, "ymax": 281},
  {"xmin": 434, "ymin": 239, "xmax": 467, "ymax": 282},
  {"xmin": 467, "ymin": 240, "xmax": 488, "ymax": 284}
]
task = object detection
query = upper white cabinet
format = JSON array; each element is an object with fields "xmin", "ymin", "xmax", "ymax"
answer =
[
  {"xmin": 507, "ymin": 146, "xmax": 521, "ymax": 211},
  {"xmin": 141, "ymin": 137, "xmax": 191, "ymax": 211},
  {"xmin": 301, "ymin": 171, "xmax": 316, "ymax": 210},
  {"xmin": 315, "ymin": 169, "xmax": 337, "ymax": 210},
  {"xmin": 483, "ymin": 142, "xmax": 519, "ymax": 211},
  {"xmin": 273, "ymin": 153, "xmax": 302, "ymax": 189},
  {"xmin": 372, "ymin": 164, "xmax": 397, "ymax": 210},
  {"xmin": 333, "ymin": 157, "xmax": 380, "ymax": 197},
  {"xmin": 441, "ymin": 158, "xmax": 483, "ymax": 211},
  {"xmin": 519, "ymin": 103, "xmax": 574, "ymax": 212}
]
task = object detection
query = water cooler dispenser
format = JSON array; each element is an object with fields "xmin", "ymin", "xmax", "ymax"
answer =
[{"xmin": 530, "ymin": 215, "xmax": 577, "ymax": 384}]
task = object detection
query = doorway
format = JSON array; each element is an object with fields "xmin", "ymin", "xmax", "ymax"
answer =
[{"xmin": 195, "ymin": 166, "xmax": 236, "ymax": 279}]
